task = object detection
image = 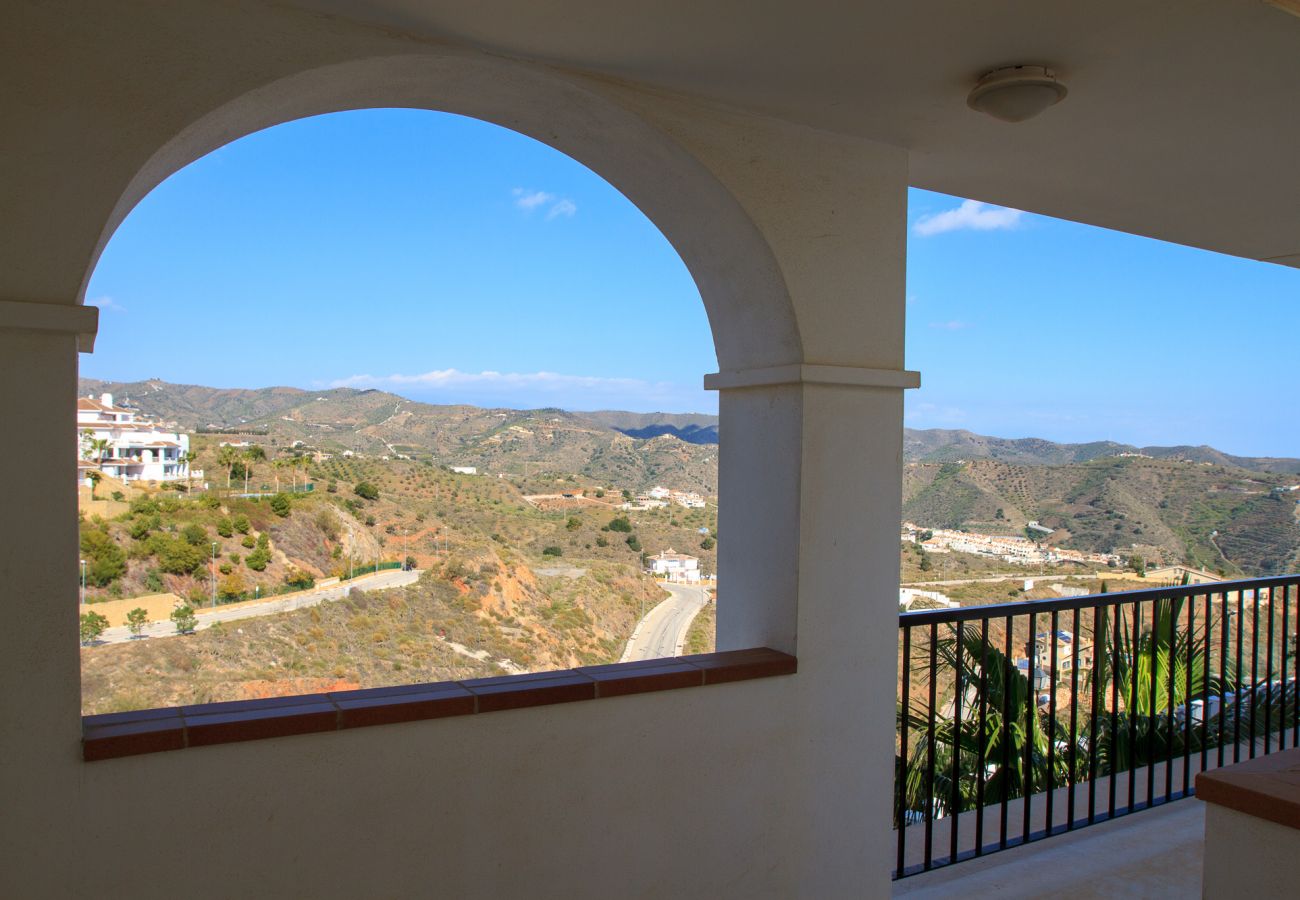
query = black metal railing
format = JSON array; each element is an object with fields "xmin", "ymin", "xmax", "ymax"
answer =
[{"xmin": 895, "ymin": 575, "xmax": 1300, "ymax": 879}]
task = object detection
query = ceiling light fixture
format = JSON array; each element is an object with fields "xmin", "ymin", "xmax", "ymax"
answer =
[{"xmin": 967, "ymin": 65, "xmax": 1068, "ymax": 123}]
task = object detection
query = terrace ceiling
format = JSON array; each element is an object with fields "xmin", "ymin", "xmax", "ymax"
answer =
[{"xmin": 291, "ymin": 0, "xmax": 1300, "ymax": 268}]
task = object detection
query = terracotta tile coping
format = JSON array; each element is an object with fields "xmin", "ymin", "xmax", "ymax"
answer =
[
  {"xmin": 82, "ymin": 647, "xmax": 796, "ymax": 762},
  {"xmin": 1195, "ymin": 748, "xmax": 1300, "ymax": 831}
]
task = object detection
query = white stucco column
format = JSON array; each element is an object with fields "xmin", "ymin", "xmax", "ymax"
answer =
[
  {"xmin": 0, "ymin": 299, "xmax": 94, "ymax": 895},
  {"xmin": 633, "ymin": 99, "xmax": 916, "ymax": 893}
]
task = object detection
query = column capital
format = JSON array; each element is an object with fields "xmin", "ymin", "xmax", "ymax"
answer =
[
  {"xmin": 704, "ymin": 363, "xmax": 919, "ymax": 391},
  {"xmin": 0, "ymin": 299, "xmax": 98, "ymax": 352}
]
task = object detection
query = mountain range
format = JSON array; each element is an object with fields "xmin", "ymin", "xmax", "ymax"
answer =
[
  {"xmin": 82, "ymin": 377, "xmax": 1298, "ymax": 473},
  {"xmin": 78, "ymin": 378, "xmax": 1300, "ymax": 574}
]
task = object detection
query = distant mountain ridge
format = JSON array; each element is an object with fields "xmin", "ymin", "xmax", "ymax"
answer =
[
  {"xmin": 78, "ymin": 378, "xmax": 721, "ymax": 494},
  {"xmin": 902, "ymin": 428, "xmax": 1300, "ymax": 474},
  {"xmin": 78, "ymin": 378, "xmax": 1299, "ymax": 574},
  {"xmin": 78, "ymin": 378, "xmax": 1299, "ymax": 474}
]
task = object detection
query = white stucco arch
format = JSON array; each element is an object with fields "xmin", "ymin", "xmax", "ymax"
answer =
[{"xmin": 85, "ymin": 51, "xmax": 802, "ymax": 373}]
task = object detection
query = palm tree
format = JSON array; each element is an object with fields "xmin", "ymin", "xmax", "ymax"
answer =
[
  {"xmin": 896, "ymin": 594, "xmax": 1292, "ymax": 826},
  {"xmin": 180, "ymin": 450, "xmax": 197, "ymax": 492},
  {"xmin": 899, "ymin": 625, "xmax": 1070, "ymax": 821},
  {"xmin": 271, "ymin": 458, "xmax": 284, "ymax": 492},
  {"xmin": 244, "ymin": 445, "xmax": 267, "ymax": 492},
  {"xmin": 86, "ymin": 470, "xmax": 103, "ymax": 500},
  {"xmin": 1089, "ymin": 595, "xmax": 1223, "ymax": 774},
  {"xmin": 217, "ymin": 445, "xmax": 240, "ymax": 489},
  {"xmin": 1092, "ymin": 595, "xmax": 1295, "ymax": 773}
]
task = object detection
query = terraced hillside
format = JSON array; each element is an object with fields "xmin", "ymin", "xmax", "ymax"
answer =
[{"xmin": 903, "ymin": 457, "xmax": 1300, "ymax": 575}]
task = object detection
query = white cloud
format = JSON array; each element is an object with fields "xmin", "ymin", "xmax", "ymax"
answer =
[
  {"xmin": 513, "ymin": 187, "xmax": 576, "ymax": 219},
  {"xmin": 91, "ymin": 295, "xmax": 126, "ymax": 314},
  {"xmin": 547, "ymin": 198, "xmax": 577, "ymax": 219},
  {"xmin": 513, "ymin": 188, "xmax": 555, "ymax": 210},
  {"xmin": 325, "ymin": 368, "xmax": 706, "ymax": 411},
  {"xmin": 331, "ymin": 368, "xmax": 652, "ymax": 393},
  {"xmin": 913, "ymin": 200, "xmax": 1023, "ymax": 237},
  {"xmin": 929, "ymin": 320, "xmax": 972, "ymax": 331}
]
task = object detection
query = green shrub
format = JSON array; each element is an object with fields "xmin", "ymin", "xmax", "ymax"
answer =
[
  {"xmin": 283, "ymin": 568, "xmax": 314, "ymax": 590},
  {"xmin": 625, "ymin": 535, "xmax": 642, "ymax": 552},
  {"xmin": 233, "ymin": 514, "xmax": 250, "ymax": 534},
  {"xmin": 566, "ymin": 516, "xmax": 582, "ymax": 531},
  {"xmin": 269, "ymin": 493, "xmax": 291, "ymax": 517},
  {"xmin": 80, "ymin": 529, "xmax": 126, "ymax": 586},
  {"xmin": 595, "ymin": 535, "xmax": 609, "ymax": 548},
  {"xmin": 245, "ymin": 548, "xmax": 271, "ymax": 572},
  {"xmin": 130, "ymin": 497, "xmax": 159, "ymax": 516},
  {"xmin": 79, "ymin": 611, "xmax": 109, "ymax": 644},
  {"xmin": 125, "ymin": 607, "xmax": 148, "ymax": 637},
  {"xmin": 354, "ymin": 481, "xmax": 380, "ymax": 501},
  {"xmin": 608, "ymin": 516, "xmax": 633, "ymax": 533},
  {"xmin": 128, "ymin": 516, "xmax": 154, "ymax": 540},
  {"xmin": 700, "ymin": 537, "xmax": 715, "ymax": 550},
  {"xmin": 241, "ymin": 534, "xmax": 256, "ymax": 549},
  {"xmin": 182, "ymin": 523, "xmax": 207, "ymax": 546},
  {"xmin": 149, "ymin": 534, "xmax": 205, "ymax": 575},
  {"xmin": 218, "ymin": 572, "xmax": 246, "ymax": 600},
  {"xmin": 256, "ymin": 532, "xmax": 269, "ymax": 549},
  {"xmin": 143, "ymin": 570, "xmax": 164, "ymax": 592},
  {"xmin": 315, "ymin": 510, "xmax": 339, "ymax": 541},
  {"xmin": 110, "ymin": 490, "xmax": 125, "ymax": 502},
  {"xmin": 216, "ymin": 517, "xmax": 234, "ymax": 538},
  {"xmin": 170, "ymin": 604, "xmax": 197, "ymax": 635},
  {"xmin": 542, "ymin": 545, "xmax": 563, "ymax": 557}
]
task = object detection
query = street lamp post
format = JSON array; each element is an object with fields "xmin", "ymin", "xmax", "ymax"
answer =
[{"xmin": 210, "ymin": 542, "xmax": 218, "ymax": 607}]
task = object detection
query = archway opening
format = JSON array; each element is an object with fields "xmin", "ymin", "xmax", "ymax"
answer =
[{"xmin": 77, "ymin": 109, "xmax": 724, "ymax": 713}]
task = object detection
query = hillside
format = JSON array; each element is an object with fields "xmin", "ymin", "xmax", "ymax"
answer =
[
  {"xmin": 81, "ymin": 377, "xmax": 1300, "ymax": 474},
  {"xmin": 79, "ymin": 378, "xmax": 1298, "ymax": 576},
  {"xmin": 902, "ymin": 427, "xmax": 1300, "ymax": 474},
  {"xmin": 903, "ymin": 457, "xmax": 1300, "ymax": 576},
  {"xmin": 81, "ymin": 379, "xmax": 718, "ymax": 493},
  {"xmin": 78, "ymin": 442, "xmax": 718, "ymax": 711}
]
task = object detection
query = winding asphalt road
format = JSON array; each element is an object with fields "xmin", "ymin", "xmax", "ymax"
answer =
[
  {"xmin": 621, "ymin": 582, "xmax": 711, "ymax": 662},
  {"xmin": 93, "ymin": 568, "xmax": 421, "ymax": 644}
]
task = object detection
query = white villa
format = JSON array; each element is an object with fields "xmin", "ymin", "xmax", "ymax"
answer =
[
  {"xmin": 647, "ymin": 548, "xmax": 701, "ymax": 584},
  {"xmin": 77, "ymin": 392, "xmax": 193, "ymax": 483}
]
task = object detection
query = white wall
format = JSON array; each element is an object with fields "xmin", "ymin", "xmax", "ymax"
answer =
[
  {"xmin": 1, "ymin": 4, "xmax": 911, "ymax": 897},
  {"xmin": 1202, "ymin": 803, "xmax": 1299, "ymax": 898}
]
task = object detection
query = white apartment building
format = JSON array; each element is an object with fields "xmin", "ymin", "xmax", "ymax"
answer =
[
  {"xmin": 672, "ymin": 490, "xmax": 706, "ymax": 508},
  {"xmin": 77, "ymin": 392, "xmax": 192, "ymax": 483},
  {"xmin": 647, "ymin": 548, "xmax": 701, "ymax": 584}
]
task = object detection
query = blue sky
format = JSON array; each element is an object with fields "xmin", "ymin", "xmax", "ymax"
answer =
[{"xmin": 85, "ymin": 109, "xmax": 1300, "ymax": 456}]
